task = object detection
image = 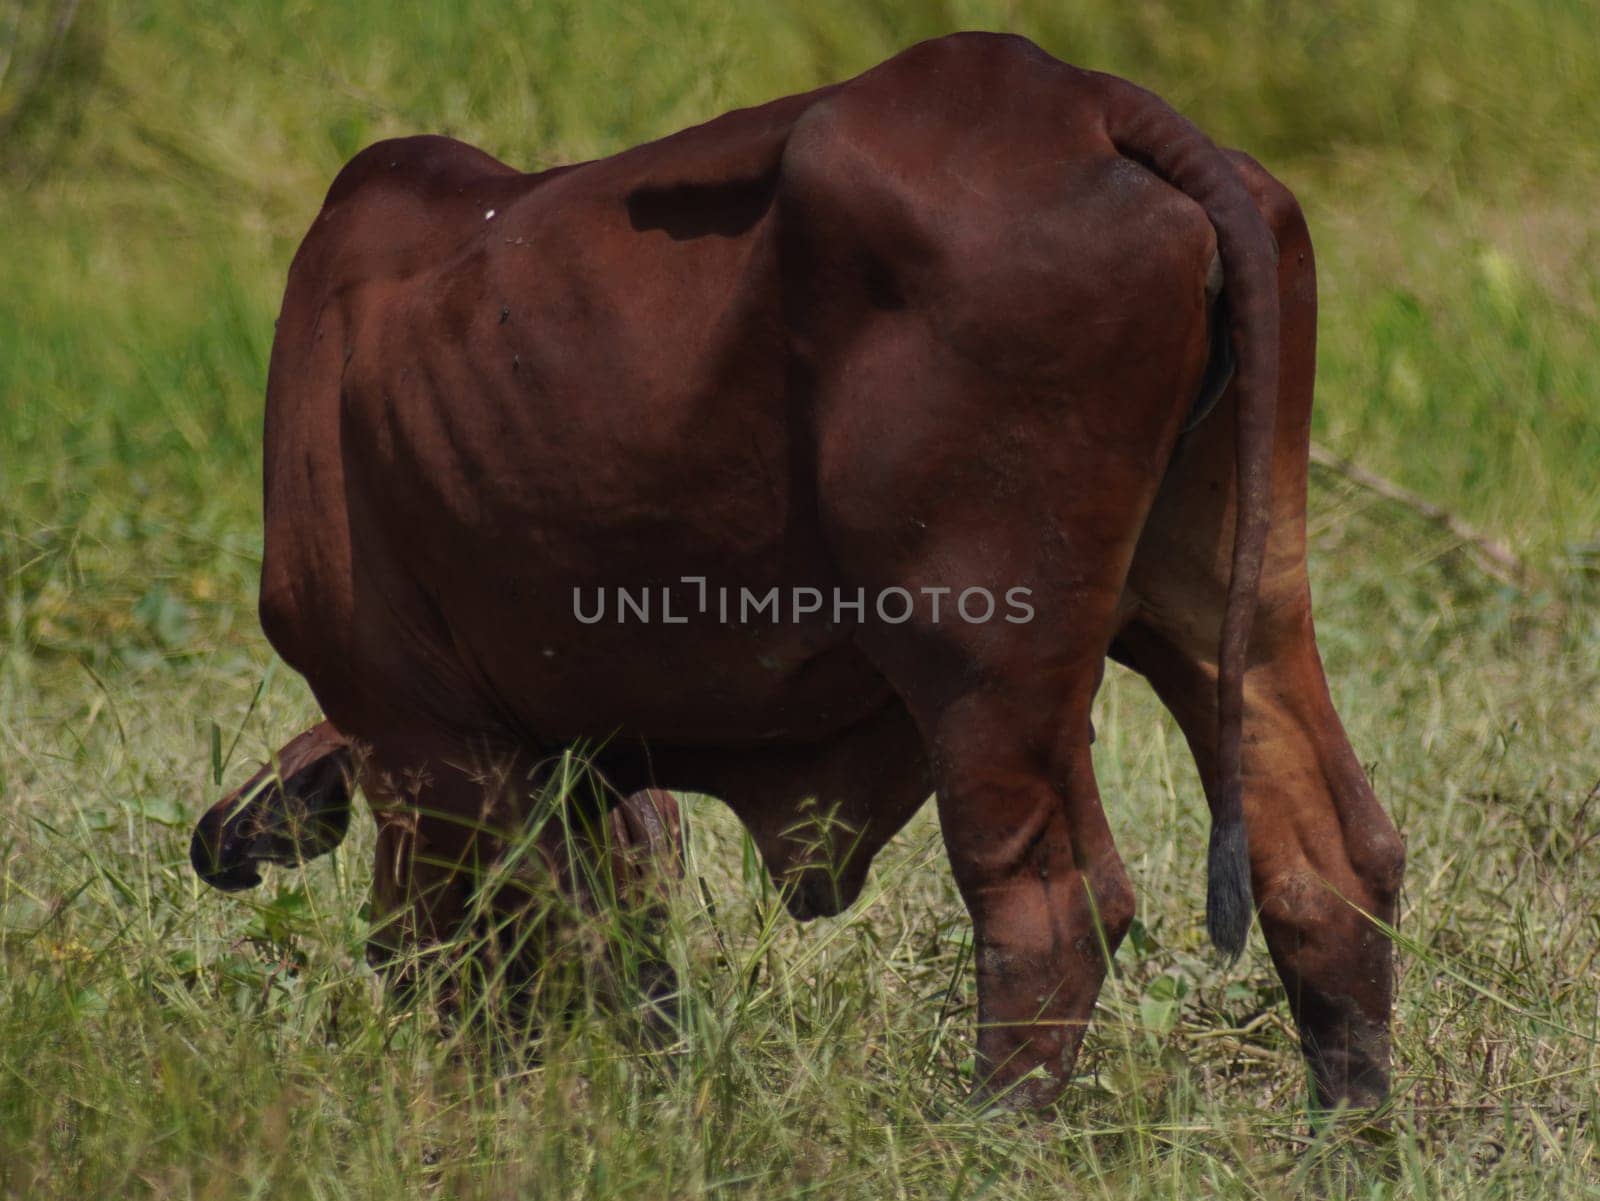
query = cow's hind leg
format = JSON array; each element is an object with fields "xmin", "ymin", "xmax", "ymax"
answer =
[
  {"xmin": 843, "ymin": 538, "xmax": 1147, "ymax": 1108},
  {"xmin": 1118, "ymin": 155, "xmax": 1405, "ymax": 1110},
  {"xmin": 1116, "ymin": 603, "xmax": 1403, "ymax": 1110},
  {"xmin": 795, "ymin": 134, "xmax": 1225, "ymax": 1105},
  {"xmin": 814, "ymin": 371, "xmax": 1194, "ymax": 1108},
  {"xmin": 925, "ymin": 670, "xmax": 1134, "ymax": 1109}
]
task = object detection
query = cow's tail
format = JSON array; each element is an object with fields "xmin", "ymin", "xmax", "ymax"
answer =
[{"xmin": 1095, "ymin": 73, "xmax": 1280, "ymax": 960}]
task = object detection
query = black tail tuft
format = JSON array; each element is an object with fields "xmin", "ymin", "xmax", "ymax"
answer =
[{"xmin": 1205, "ymin": 808, "xmax": 1253, "ymax": 959}]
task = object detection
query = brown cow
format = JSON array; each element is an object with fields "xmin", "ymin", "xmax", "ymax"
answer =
[{"xmin": 192, "ymin": 32, "xmax": 1403, "ymax": 1111}]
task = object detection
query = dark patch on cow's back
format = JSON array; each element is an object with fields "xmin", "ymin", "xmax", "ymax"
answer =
[{"xmin": 624, "ymin": 169, "xmax": 781, "ymax": 241}]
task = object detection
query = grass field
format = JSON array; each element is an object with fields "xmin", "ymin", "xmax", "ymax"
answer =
[{"xmin": 3, "ymin": 1, "xmax": 1599, "ymax": 1197}]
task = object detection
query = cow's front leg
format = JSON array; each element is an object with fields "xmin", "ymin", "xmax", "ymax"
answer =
[
  {"xmin": 927, "ymin": 689, "xmax": 1135, "ymax": 1109},
  {"xmin": 358, "ymin": 736, "xmax": 523, "ymax": 1015},
  {"xmin": 359, "ymin": 736, "xmax": 685, "ymax": 1034}
]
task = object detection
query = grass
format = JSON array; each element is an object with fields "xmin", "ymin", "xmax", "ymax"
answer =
[{"xmin": 3, "ymin": 1, "xmax": 1599, "ymax": 1196}]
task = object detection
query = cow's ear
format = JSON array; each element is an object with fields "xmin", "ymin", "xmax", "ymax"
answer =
[{"xmin": 191, "ymin": 723, "xmax": 355, "ymax": 892}]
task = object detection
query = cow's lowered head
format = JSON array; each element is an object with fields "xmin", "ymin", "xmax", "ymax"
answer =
[{"xmin": 190, "ymin": 721, "xmax": 355, "ymax": 891}]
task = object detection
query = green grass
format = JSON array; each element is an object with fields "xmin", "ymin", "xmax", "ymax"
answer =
[{"xmin": 3, "ymin": 1, "xmax": 1599, "ymax": 1197}]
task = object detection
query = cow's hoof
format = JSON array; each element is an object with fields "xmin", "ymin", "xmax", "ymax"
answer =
[{"xmin": 967, "ymin": 1067, "xmax": 1066, "ymax": 1116}]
